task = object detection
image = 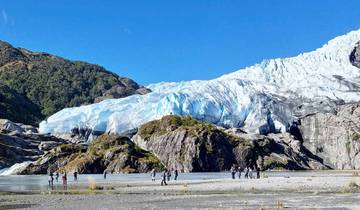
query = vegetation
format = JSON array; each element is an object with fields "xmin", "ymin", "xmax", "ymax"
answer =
[
  {"xmin": 139, "ymin": 115, "xmax": 233, "ymax": 140},
  {"xmin": 0, "ymin": 83, "xmax": 42, "ymax": 125},
  {"xmin": 0, "ymin": 40, "xmax": 148, "ymax": 125},
  {"xmin": 263, "ymin": 157, "xmax": 288, "ymax": 170}
]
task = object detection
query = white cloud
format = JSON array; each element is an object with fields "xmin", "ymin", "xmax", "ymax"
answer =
[
  {"xmin": 123, "ymin": 27, "xmax": 132, "ymax": 35},
  {"xmin": 2, "ymin": 10, "xmax": 8, "ymax": 24}
]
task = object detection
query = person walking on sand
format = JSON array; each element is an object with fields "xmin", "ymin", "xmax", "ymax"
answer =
[
  {"xmin": 249, "ymin": 167, "xmax": 253, "ymax": 179},
  {"xmin": 55, "ymin": 172, "xmax": 59, "ymax": 182},
  {"xmin": 230, "ymin": 165, "xmax": 236, "ymax": 179},
  {"xmin": 62, "ymin": 171, "xmax": 67, "ymax": 190},
  {"xmin": 166, "ymin": 170, "xmax": 171, "ymax": 181},
  {"xmin": 103, "ymin": 170, "xmax": 107, "ymax": 179},
  {"xmin": 174, "ymin": 169, "xmax": 178, "ymax": 180},
  {"xmin": 238, "ymin": 166, "xmax": 243, "ymax": 179},
  {"xmin": 48, "ymin": 172, "xmax": 54, "ymax": 187},
  {"xmin": 244, "ymin": 167, "xmax": 249, "ymax": 179},
  {"xmin": 151, "ymin": 169, "xmax": 156, "ymax": 181},
  {"xmin": 74, "ymin": 171, "xmax": 78, "ymax": 181},
  {"xmin": 161, "ymin": 169, "xmax": 168, "ymax": 186}
]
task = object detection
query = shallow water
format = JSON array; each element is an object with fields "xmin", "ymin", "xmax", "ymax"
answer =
[{"xmin": 0, "ymin": 170, "xmax": 355, "ymax": 192}]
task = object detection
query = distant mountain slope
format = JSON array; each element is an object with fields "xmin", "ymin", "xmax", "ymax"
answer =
[
  {"xmin": 0, "ymin": 83, "xmax": 42, "ymax": 125},
  {"xmin": 0, "ymin": 41, "xmax": 150, "ymax": 125}
]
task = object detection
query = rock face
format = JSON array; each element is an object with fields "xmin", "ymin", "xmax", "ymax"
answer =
[
  {"xmin": 0, "ymin": 40, "xmax": 150, "ymax": 125},
  {"xmin": 134, "ymin": 116, "xmax": 236, "ymax": 172},
  {"xmin": 133, "ymin": 115, "xmax": 327, "ymax": 172},
  {"xmin": 350, "ymin": 41, "xmax": 360, "ymax": 68},
  {"xmin": 299, "ymin": 104, "xmax": 360, "ymax": 169},
  {"xmin": 0, "ymin": 119, "xmax": 68, "ymax": 169},
  {"xmin": 21, "ymin": 134, "xmax": 163, "ymax": 174}
]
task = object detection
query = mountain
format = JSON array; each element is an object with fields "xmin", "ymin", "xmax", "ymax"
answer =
[
  {"xmin": 0, "ymin": 83, "xmax": 42, "ymax": 125},
  {"xmin": 39, "ymin": 29, "xmax": 360, "ymax": 135},
  {"xmin": 0, "ymin": 40, "xmax": 150, "ymax": 125}
]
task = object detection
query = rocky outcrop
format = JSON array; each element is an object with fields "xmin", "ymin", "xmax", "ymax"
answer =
[
  {"xmin": 230, "ymin": 132, "xmax": 328, "ymax": 170},
  {"xmin": 134, "ymin": 116, "xmax": 236, "ymax": 172},
  {"xmin": 0, "ymin": 119, "xmax": 69, "ymax": 169},
  {"xmin": 0, "ymin": 119, "xmax": 37, "ymax": 134},
  {"xmin": 350, "ymin": 41, "xmax": 360, "ymax": 68},
  {"xmin": 299, "ymin": 103, "xmax": 360, "ymax": 169},
  {"xmin": 21, "ymin": 134, "xmax": 163, "ymax": 174},
  {"xmin": 133, "ymin": 115, "xmax": 327, "ymax": 172}
]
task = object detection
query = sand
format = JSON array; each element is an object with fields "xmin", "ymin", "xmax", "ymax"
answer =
[{"xmin": 0, "ymin": 173, "xmax": 360, "ymax": 209}]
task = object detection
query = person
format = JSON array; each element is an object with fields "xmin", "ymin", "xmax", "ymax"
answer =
[
  {"xmin": 244, "ymin": 167, "xmax": 249, "ymax": 179},
  {"xmin": 166, "ymin": 170, "xmax": 171, "ymax": 181},
  {"xmin": 161, "ymin": 169, "xmax": 168, "ymax": 186},
  {"xmin": 74, "ymin": 171, "xmax": 78, "ymax": 181},
  {"xmin": 174, "ymin": 169, "xmax": 178, "ymax": 181},
  {"xmin": 62, "ymin": 171, "xmax": 67, "ymax": 190},
  {"xmin": 249, "ymin": 167, "xmax": 253, "ymax": 179},
  {"xmin": 55, "ymin": 172, "xmax": 59, "ymax": 182},
  {"xmin": 230, "ymin": 165, "xmax": 236, "ymax": 179},
  {"xmin": 256, "ymin": 167, "xmax": 260, "ymax": 179},
  {"xmin": 48, "ymin": 172, "xmax": 54, "ymax": 187},
  {"xmin": 103, "ymin": 170, "xmax": 107, "ymax": 179},
  {"xmin": 237, "ymin": 166, "xmax": 242, "ymax": 179},
  {"xmin": 151, "ymin": 169, "xmax": 156, "ymax": 181}
]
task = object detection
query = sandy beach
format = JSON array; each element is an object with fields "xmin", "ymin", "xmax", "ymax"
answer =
[{"xmin": 0, "ymin": 171, "xmax": 360, "ymax": 209}]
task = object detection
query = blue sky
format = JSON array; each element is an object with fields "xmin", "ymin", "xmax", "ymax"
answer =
[{"xmin": 1, "ymin": 1, "xmax": 360, "ymax": 85}]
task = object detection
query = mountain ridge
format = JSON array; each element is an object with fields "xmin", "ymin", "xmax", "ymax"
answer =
[{"xmin": 0, "ymin": 40, "xmax": 150, "ymax": 125}]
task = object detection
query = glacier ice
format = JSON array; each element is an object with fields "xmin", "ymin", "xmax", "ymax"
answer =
[{"xmin": 39, "ymin": 29, "xmax": 360, "ymax": 135}]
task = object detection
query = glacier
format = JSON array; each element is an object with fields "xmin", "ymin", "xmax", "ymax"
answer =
[{"xmin": 39, "ymin": 29, "xmax": 360, "ymax": 135}]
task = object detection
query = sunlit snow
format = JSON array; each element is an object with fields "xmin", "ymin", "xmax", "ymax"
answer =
[{"xmin": 39, "ymin": 29, "xmax": 360, "ymax": 134}]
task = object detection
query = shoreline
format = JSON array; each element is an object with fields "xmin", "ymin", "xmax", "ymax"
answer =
[{"xmin": 1, "ymin": 172, "xmax": 360, "ymax": 209}]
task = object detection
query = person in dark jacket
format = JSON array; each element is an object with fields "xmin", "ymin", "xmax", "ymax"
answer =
[
  {"xmin": 230, "ymin": 165, "xmax": 236, "ymax": 179},
  {"xmin": 55, "ymin": 172, "xmax": 59, "ymax": 182},
  {"xmin": 237, "ymin": 166, "xmax": 243, "ymax": 179},
  {"xmin": 256, "ymin": 167, "xmax": 261, "ymax": 179},
  {"xmin": 74, "ymin": 171, "xmax": 78, "ymax": 181},
  {"xmin": 161, "ymin": 169, "xmax": 168, "ymax": 186},
  {"xmin": 174, "ymin": 169, "xmax": 178, "ymax": 180},
  {"xmin": 103, "ymin": 170, "xmax": 107, "ymax": 179}
]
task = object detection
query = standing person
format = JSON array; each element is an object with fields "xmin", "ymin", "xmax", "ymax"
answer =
[
  {"xmin": 174, "ymin": 169, "xmax": 178, "ymax": 181},
  {"xmin": 74, "ymin": 171, "xmax": 78, "ymax": 181},
  {"xmin": 237, "ymin": 166, "xmax": 242, "ymax": 179},
  {"xmin": 244, "ymin": 167, "xmax": 249, "ymax": 179},
  {"xmin": 103, "ymin": 170, "xmax": 107, "ymax": 179},
  {"xmin": 151, "ymin": 169, "xmax": 156, "ymax": 182},
  {"xmin": 256, "ymin": 167, "xmax": 260, "ymax": 179},
  {"xmin": 249, "ymin": 167, "xmax": 253, "ymax": 179},
  {"xmin": 55, "ymin": 172, "xmax": 59, "ymax": 182},
  {"xmin": 161, "ymin": 169, "xmax": 168, "ymax": 186},
  {"xmin": 166, "ymin": 170, "xmax": 171, "ymax": 181},
  {"xmin": 230, "ymin": 165, "xmax": 236, "ymax": 179},
  {"xmin": 48, "ymin": 172, "xmax": 54, "ymax": 187},
  {"xmin": 62, "ymin": 171, "xmax": 67, "ymax": 190}
]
